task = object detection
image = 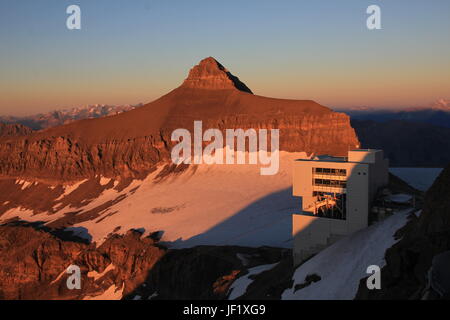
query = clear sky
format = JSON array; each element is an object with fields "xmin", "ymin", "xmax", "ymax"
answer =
[{"xmin": 1, "ymin": 0, "xmax": 449, "ymax": 116}]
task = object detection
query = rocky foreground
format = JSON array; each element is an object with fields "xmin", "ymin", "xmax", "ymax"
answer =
[{"xmin": 0, "ymin": 223, "xmax": 292, "ymax": 300}]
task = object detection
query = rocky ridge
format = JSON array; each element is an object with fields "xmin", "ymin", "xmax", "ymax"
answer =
[
  {"xmin": 0, "ymin": 57, "xmax": 359, "ymax": 181},
  {"xmin": 0, "ymin": 123, "xmax": 33, "ymax": 137}
]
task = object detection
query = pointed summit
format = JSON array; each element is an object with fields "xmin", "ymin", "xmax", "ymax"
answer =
[{"xmin": 181, "ymin": 57, "xmax": 253, "ymax": 93}]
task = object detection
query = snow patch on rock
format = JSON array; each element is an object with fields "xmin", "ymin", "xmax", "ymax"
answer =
[
  {"xmin": 282, "ymin": 209, "xmax": 411, "ymax": 300},
  {"xmin": 228, "ymin": 263, "xmax": 279, "ymax": 300}
]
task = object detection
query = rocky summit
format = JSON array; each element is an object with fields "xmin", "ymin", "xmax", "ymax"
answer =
[{"xmin": 181, "ymin": 57, "xmax": 253, "ymax": 93}]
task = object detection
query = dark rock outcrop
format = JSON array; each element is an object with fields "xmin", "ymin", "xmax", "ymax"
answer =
[
  {"xmin": 356, "ymin": 165, "xmax": 450, "ymax": 299},
  {"xmin": 0, "ymin": 224, "xmax": 165, "ymax": 300},
  {"xmin": 125, "ymin": 246, "xmax": 291, "ymax": 300},
  {"xmin": 0, "ymin": 223, "xmax": 292, "ymax": 300}
]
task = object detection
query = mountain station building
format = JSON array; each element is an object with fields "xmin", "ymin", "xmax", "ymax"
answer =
[{"xmin": 292, "ymin": 149, "xmax": 389, "ymax": 266}]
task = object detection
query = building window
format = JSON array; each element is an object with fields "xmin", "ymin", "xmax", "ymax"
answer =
[
  {"xmin": 313, "ymin": 168, "xmax": 347, "ymax": 176},
  {"xmin": 314, "ymin": 179, "xmax": 347, "ymax": 188}
]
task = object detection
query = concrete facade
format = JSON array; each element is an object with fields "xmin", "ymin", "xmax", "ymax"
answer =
[{"xmin": 292, "ymin": 149, "xmax": 389, "ymax": 265}]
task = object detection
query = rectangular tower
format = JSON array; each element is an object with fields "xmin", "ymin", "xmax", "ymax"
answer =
[{"xmin": 292, "ymin": 149, "xmax": 389, "ymax": 265}]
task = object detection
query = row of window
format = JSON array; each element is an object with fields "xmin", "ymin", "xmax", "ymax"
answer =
[
  {"xmin": 313, "ymin": 179, "xmax": 347, "ymax": 188},
  {"xmin": 313, "ymin": 191, "xmax": 346, "ymax": 197},
  {"xmin": 313, "ymin": 168, "xmax": 347, "ymax": 176}
]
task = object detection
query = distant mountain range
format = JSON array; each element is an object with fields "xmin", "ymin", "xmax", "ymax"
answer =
[
  {"xmin": 339, "ymin": 99, "xmax": 450, "ymax": 128},
  {"xmin": 334, "ymin": 99, "xmax": 450, "ymax": 167},
  {"xmin": 1, "ymin": 76, "xmax": 448, "ymax": 169},
  {"xmin": 0, "ymin": 104, "xmax": 143, "ymax": 131},
  {"xmin": 351, "ymin": 120, "xmax": 450, "ymax": 167}
]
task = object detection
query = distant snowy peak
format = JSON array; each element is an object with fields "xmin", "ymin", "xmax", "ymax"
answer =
[
  {"xmin": 0, "ymin": 103, "xmax": 143, "ymax": 130},
  {"xmin": 405, "ymin": 98, "xmax": 450, "ymax": 112},
  {"xmin": 340, "ymin": 99, "xmax": 450, "ymax": 114},
  {"xmin": 429, "ymin": 98, "xmax": 450, "ymax": 111},
  {"xmin": 342, "ymin": 106, "xmax": 377, "ymax": 112},
  {"xmin": 48, "ymin": 103, "xmax": 143, "ymax": 121}
]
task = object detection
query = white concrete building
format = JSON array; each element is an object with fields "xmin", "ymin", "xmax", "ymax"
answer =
[{"xmin": 292, "ymin": 149, "xmax": 389, "ymax": 265}]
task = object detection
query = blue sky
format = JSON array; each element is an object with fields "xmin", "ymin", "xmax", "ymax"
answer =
[{"xmin": 1, "ymin": 0, "xmax": 449, "ymax": 115}]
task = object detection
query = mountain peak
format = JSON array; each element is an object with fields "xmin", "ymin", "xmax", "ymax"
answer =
[
  {"xmin": 430, "ymin": 98, "xmax": 450, "ymax": 111},
  {"xmin": 181, "ymin": 57, "xmax": 253, "ymax": 93},
  {"xmin": 405, "ymin": 98, "xmax": 450, "ymax": 112}
]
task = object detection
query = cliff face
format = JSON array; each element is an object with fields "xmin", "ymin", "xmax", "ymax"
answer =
[
  {"xmin": 0, "ymin": 223, "xmax": 290, "ymax": 300},
  {"xmin": 0, "ymin": 58, "xmax": 359, "ymax": 181},
  {"xmin": 0, "ymin": 224, "xmax": 165, "ymax": 300}
]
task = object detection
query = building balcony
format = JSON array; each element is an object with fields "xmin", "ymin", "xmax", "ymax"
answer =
[
  {"xmin": 313, "ymin": 185, "xmax": 347, "ymax": 193},
  {"xmin": 313, "ymin": 174, "xmax": 347, "ymax": 181}
]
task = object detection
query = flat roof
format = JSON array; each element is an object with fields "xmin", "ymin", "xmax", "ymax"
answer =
[
  {"xmin": 349, "ymin": 149, "xmax": 382, "ymax": 152},
  {"xmin": 316, "ymin": 155, "xmax": 348, "ymax": 162},
  {"xmin": 295, "ymin": 154, "xmax": 371, "ymax": 164},
  {"xmin": 296, "ymin": 149, "xmax": 384, "ymax": 164},
  {"xmin": 295, "ymin": 158, "xmax": 368, "ymax": 164}
]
